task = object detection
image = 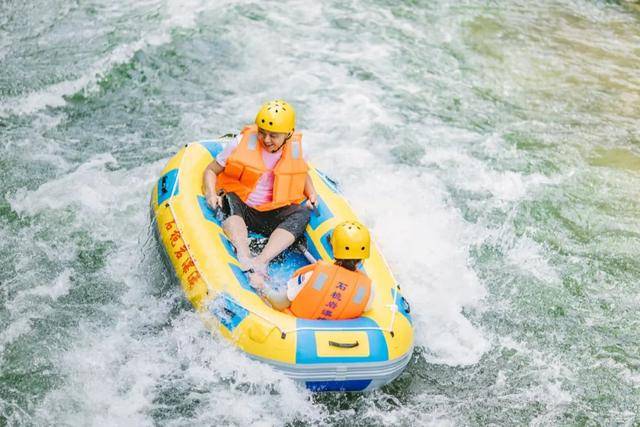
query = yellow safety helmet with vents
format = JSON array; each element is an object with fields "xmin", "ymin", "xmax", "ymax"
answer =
[
  {"xmin": 255, "ymin": 99, "xmax": 296, "ymax": 134},
  {"xmin": 331, "ymin": 221, "xmax": 371, "ymax": 260}
]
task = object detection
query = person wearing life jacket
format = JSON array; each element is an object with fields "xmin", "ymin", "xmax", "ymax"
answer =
[
  {"xmin": 203, "ymin": 100, "xmax": 318, "ymax": 287},
  {"xmin": 265, "ymin": 221, "xmax": 375, "ymax": 320}
]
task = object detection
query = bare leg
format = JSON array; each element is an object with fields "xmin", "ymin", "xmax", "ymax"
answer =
[
  {"xmin": 253, "ymin": 228, "xmax": 296, "ymax": 270},
  {"xmin": 223, "ymin": 215, "xmax": 279, "ymax": 289},
  {"xmin": 264, "ymin": 285, "xmax": 291, "ymax": 310},
  {"xmin": 222, "ymin": 215, "xmax": 252, "ymax": 266}
]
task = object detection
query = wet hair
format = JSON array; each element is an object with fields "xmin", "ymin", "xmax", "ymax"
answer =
[{"xmin": 334, "ymin": 259, "xmax": 360, "ymax": 271}]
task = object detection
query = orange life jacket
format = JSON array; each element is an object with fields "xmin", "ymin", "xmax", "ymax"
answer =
[
  {"xmin": 289, "ymin": 260, "xmax": 372, "ymax": 320},
  {"xmin": 216, "ymin": 125, "xmax": 308, "ymax": 211}
]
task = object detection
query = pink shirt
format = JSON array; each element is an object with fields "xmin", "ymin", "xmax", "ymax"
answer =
[{"xmin": 216, "ymin": 136, "xmax": 282, "ymax": 208}]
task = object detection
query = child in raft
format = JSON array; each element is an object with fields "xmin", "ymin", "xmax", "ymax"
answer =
[{"xmin": 261, "ymin": 221, "xmax": 375, "ymax": 320}]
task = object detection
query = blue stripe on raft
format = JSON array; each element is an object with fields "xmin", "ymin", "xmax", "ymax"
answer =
[
  {"xmin": 295, "ymin": 317, "xmax": 389, "ymax": 364},
  {"xmin": 393, "ymin": 289, "xmax": 413, "ymax": 325},
  {"xmin": 306, "ymin": 379, "xmax": 372, "ymax": 392},
  {"xmin": 308, "ymin": 196, "xmax": 334, "ymax": 230},
  {"xmin": 157, "ymin": 169, "xmax": 179, "ymax": 205},
  {"xmin": 229, "ymin": 263, "xmax": 258, "ymax": 295},
  {"xmin": 199, "ymin": 140, "xmax": 224, "ymax": 159},
  {"xmin": 210, "ymin": 293, "xmax": 249, "ymax": 332},
  {"xmin": 219, "ymin": 233, "xmax": 237, "ymax": 259},
  {"xmin": 197, "ymin": 195, "xmax": 222, "ymax": 226},
  {"xmin": 304, "ymin": 234, "xmax": 322, "ymax": 262},
  {"xmin": 316, "ymin": 170, "xmax": 341, "ymax": 194}
]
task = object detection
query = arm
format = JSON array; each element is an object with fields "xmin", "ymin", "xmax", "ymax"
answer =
[
  {"xmin": 203, "ymin": 160, "xmax": 224, "ymax": 209},
  {"xmin": 303, "ymin": 173, "xmax": 318, "ymax": 209}
]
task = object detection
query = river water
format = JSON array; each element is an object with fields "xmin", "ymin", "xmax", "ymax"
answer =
[{"xmin": 1, "ymin": 0, "xmax": 639, "ymax": 425}]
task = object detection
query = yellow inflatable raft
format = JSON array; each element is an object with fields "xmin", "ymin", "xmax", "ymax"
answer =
[{"xmin": 150, "ymin": 140, "xmax": 413, "ymax": 391}]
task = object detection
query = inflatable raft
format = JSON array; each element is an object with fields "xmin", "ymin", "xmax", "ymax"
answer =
[{"xmin": 150, "ymin": 140, "xmax": 413, "ymax": 392}]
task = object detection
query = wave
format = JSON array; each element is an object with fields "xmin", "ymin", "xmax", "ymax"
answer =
[{"xmin": 0, "ymin": 0, "xmax": 218, "ymax": 118}]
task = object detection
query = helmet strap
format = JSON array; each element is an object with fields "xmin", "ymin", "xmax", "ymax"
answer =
[
  {"xmin": 334, "ymin": 259, "xmax": 360, "ymax": 271},
  {"xmin": 274, "ymin": 131, "xmax": 293, "ymax": 151}
]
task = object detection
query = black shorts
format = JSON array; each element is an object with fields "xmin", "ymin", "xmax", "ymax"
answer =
[{"xmin": 221, "ymin": 192, "xmax": 311, "ymax": 239}]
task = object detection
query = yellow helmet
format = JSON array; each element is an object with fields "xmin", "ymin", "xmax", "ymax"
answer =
[
  {"xmin": 255, "ymin": 99, "xmax": 295, "ymax": 134},
  {"xmin": 331, "ymin": 221, "xmax": 370, "ymax": 260}
]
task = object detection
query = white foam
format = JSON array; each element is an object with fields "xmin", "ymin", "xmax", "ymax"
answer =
[
  {"xmin": 8, "ymin": 154, "xmax": 161, "ymax": 242},
  {"xmin": 164, "ymin": 0, "xmax": 210, "ymax": 28},
  {"xmin": 0, "ymin": 318, "xmax": 32, "ymax": 359},
  {"xmin": 21, "ymin": 268, "xmax": 73, "ymax": 300},
  {"xmin": 348, "ymin": 166, "xmax": 490, "ymax": 366},
  {"xmin": 0, "ymin": 0, "xmax": 218, "ymax": 118},
  {"xmin": 1, "ymin": 39, "xmax": 147, "ymax": 117},
  {"xmin": 360, "ymin": 393, "xmax": 456, "ymax": 426},
  {"xmin": 305, "ymin": 144, "xmax": 491, "ymax": 366},
  {"xmin": 426, "ymin": 141, "xmax": 553, "ymax": 203},
  {"xmin": 298, "ymin": 88, "xmax": 491, "ymax": 366},
  {"xmin": 505, "ymin": 236, "xmax": 561, "ymax": 284},
  {"xmin": 498, "ymin": 337, "xmax": 574, "ymax": 409},
  {"xmin": 35, "ymin": 270, "xmax": 323, "ymax": 425},
  {"xmin": 0, "ymin": 268, "xmax": 73, "ymax": 361},
  {"xmin": 19, "ymin": 151, "xmax": 323, "ymax": 424},
  {"xmin": 10, "ymin": 154, "xmax": 119, "ymax": 215}
]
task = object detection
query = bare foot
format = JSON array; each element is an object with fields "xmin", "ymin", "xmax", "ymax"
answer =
[
  {"xmin": 249, "ymin": 271, "xmax": 267, "ymax": 290},
  {"xmin": 251, "ymin": 262, "xmax": 270, "ymax": 286},
  {"xmin": 238, "ymin": 255, "xmax": 253, "ymax": 272},
  {"xmin": 252, "ymin": 261, "xmax": 268, "ymax": 277}
]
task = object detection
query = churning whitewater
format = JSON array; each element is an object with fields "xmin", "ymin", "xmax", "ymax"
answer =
[{"xmin": 1, "ymin": 0, "xmax": 639, "ymax": 425}]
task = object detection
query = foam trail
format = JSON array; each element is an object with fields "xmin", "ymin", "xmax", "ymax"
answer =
[
  {"xmin": 21, "ymin": 160, "xmax": 324, "ymax": 425},
  {"xmin": 303, "ymin": 94, "xmax": 491, "ymax": 365},
  {"xmin": 350, "ymin": 163, "xmax": 490, "ymax": 365}
]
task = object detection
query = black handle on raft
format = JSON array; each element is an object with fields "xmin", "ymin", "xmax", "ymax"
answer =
[
  {"xmin": 328, "ymin": 340, "xmax": 359, "ymax": 349},
  {"xmin": 401, "ymin": 296, "xmax": 411, "ymax": 314},
  {"xmin": 311, "ymin": 200, "xmax": 320, "ymax": 217},
  {"xmin": 161, "ymin": 176, "xmax": 168, "ymax": 194}
]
